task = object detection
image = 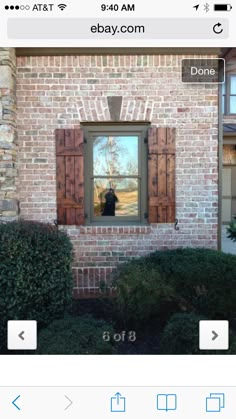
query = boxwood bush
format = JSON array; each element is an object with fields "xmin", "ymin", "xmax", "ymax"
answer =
[
  {"xmin": 0, "ymin": 220, "xmax": 74, "ymax": 352},
  {"xmin": 112, "ymin": 262, "xmax": 175, "ymax": 328},
  {"xmin": 160, "ymin": 312, "xmax": 236, "ymax": 355},
  {"xmin": 160, "ymin": 312, "xmax": 205, "ymax": 354},
  {"xmin": 37, "ymin": 315, "xmax": 114, "ymax": 354},
  {"xmin": 113, "ymin": 248, "xmax": 236, "ymax": 325}
]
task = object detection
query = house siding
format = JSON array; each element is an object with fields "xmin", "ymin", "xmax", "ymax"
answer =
[{"xmin": 15, "ymin": 53, "xmax": 219, "ymax": 296}]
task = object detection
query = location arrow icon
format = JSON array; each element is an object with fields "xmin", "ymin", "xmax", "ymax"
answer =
[
  {"xmin": 193, "ymin": 4, "xmax": 200, "ymax": 10},
  {"xmin": 65, "ymin": 395, "xmax": 73, "ymax": 410}
]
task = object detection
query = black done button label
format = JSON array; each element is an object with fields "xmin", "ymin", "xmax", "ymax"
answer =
[{"xmin": 182, "ymin": 58, "xmax": 225, "ymax": 83}]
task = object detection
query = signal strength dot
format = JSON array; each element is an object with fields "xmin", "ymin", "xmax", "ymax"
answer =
[{"xmin": 58, "ymin": 3, "xmax": 67, "ymax": 10}]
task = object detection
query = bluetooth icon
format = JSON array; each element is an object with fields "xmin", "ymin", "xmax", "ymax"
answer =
[{"xmin": 204, "ymin": 2, "xmax": 210, "ymax": 12}]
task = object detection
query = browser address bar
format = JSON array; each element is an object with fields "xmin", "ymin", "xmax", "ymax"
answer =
[{"xmin": 7, "ymin": 18, "xmax": 228, "ymax": 39}]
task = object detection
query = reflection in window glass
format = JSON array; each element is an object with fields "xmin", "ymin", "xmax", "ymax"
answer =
[
  {"xmin": 93, "ymin": 136, "xmax": 138, "ymax": 176},
  {"xmin": 93, "ymin": 178, "xmax": 138, "ymax": 217},
  {"xmin": 230, "ymin": 96, "xmax": 236, "ymax": 114},
  {"xmin": 230, "ymin": 76, "xmax": 236, "ymax": 95}
]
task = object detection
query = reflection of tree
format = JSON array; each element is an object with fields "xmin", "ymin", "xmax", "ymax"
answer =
[
  {"xmin": 126, "ymin": 160, "xmax": 138, "ymax": 176},
  {"xmin": 93, "ymin": 136, "xmax": 139, "ymax": 203},
  {"xmin": 94, "ymin": 136, "xmax": 124, "ymax": 178}
]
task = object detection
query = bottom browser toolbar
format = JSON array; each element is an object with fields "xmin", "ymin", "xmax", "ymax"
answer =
[{"xmin": 0, "ymin": 386, "xmax": 234, "ymax": 418}]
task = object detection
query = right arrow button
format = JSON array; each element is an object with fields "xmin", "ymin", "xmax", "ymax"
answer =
[
  {"xmin": 199, "ymin": 320, "xmax": 229, "ymax": 350},
  {"xmin": 212, "ymin": 330, "xmax": 218, "ymax": 341}
]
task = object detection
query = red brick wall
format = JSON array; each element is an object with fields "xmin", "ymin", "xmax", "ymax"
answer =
[{"xmin": 16, "ymin": 54, "xmax": 219, "ymax": 296}]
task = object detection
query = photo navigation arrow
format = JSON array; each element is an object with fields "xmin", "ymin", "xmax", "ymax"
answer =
[
  {"xmin": 212, "ymin": 330, "xmax": 219, "ymax": 341},
  {"xmin": 18, "ymin": 331, "xmax": 25, "ymax": 341}
]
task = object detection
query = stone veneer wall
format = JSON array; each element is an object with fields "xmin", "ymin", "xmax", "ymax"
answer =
[
  {"xmin": 0, "ymin": 48, "xmax": 18, "ymax": 220},
  {"xmin": 16, "ymin": 54, "xmax": 219, "ymax": 296}
]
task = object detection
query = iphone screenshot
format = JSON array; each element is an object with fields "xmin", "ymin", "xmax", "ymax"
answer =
[{"xmin": 0, "ymin": 0, "xmax": 236, "ymax": 417}]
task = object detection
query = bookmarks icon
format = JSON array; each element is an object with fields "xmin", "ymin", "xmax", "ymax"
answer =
[{"xmin": 157, "ymin": 394, "xmax": 177, "ymax": 412}]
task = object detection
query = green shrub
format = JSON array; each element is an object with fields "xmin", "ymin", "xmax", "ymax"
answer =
[
  {"xmin": 37, "ymin": 315, "xmax": 114, "ymax": 354},
  {"xmin": 227, "ymin": 219, "xmax": 236, "ymax": 242},
  {"xmin": 160, "ymin": 312, "xmax": 205, "ymax": 354},
  {"xmin": 0, "ymin": 220, "xmax": 74, "ymax": 352},
  {"xmin": 160, "ymin": 313, "xmax": 236, "ymax": 355},
  {"xmin": 147, "ymin": 248, "xmax": 236, "ymax": 320},
  {"xmin": 112, "ymin": 261, "xmax": 175, "ymax": 328},
  {"xmin": 113, "ymin": 248, "xmax": 236, "ymax": 326}
]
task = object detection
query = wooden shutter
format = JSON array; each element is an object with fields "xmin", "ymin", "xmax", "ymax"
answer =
[
  {"xmin": 148, "ymin": 127, "xmax": 176, "ymax": 223},
  {"xmin": 56, "ymin": 129, "xmax": 85, "ymax": 225}
]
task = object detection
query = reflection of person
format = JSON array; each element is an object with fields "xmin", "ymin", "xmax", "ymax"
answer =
[{"xmin": 102, "ymin": 188, "xmax": 119, "ymax": 216}]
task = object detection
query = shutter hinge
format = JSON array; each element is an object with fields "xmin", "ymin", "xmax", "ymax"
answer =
[
  {"xmin": 144, "ymin": 137, "xmax": 148, "ymax": 144},
  {"xmin": 144, "ymin": 212, "xmax": 148, "ymax": 219},
  {"xmin": 84, "ymin": 213, "xmax": 88, "ymax": 219},
  {"xmin": 84, "ymin": 137, "xmax": 87, "ymax": 144}
]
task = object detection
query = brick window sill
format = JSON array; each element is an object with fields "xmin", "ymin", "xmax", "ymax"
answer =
[{"xmin": 59, "ymin": 225, "xmax": 152, "ymax": 235}]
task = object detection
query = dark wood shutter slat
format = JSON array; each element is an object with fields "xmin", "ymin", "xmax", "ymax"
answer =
[
  {"xmin": 148, "ymin": 127, "xmax": 176, "ymax": 223},
  {"xmin": 56, "ymin": 129, "xmax": 85, "ymax": 225}
]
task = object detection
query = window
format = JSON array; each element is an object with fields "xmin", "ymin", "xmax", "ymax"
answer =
[
  {"xmin": 222, "ymin": 75, "xmax": 236, "ymax": 115},
  {"xmin": 84, "ymin": 125, "xmax": 148, "ymax": 224},
  {"xmin": 55, "ymin": 126, "xmax": 176, "ymax": 226}
]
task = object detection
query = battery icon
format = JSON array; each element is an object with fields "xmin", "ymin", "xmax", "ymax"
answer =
[{"xmin": 214, "ymin": 4, "xmax": 232, "ymax": 10}]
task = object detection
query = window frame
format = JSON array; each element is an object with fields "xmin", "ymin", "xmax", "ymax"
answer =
[
  {"xmin": 223, "ymin": 74, "xmax": 236, "ymax": 115},
  {"xmin": 83, "ymin": 123, "xmax": 149, "ymax": 225}
]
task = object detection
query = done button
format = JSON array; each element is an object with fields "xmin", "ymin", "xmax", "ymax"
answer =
[{"xmin": 182, "ymin": 58, "xmax": 225, "ymax": 84}]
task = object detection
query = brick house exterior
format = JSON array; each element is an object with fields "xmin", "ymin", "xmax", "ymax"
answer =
[
  {"xmin": 0, "ymin": 48, "xmax": 220, "ymax": 296},
  {"xmin": 222, "ymin": 49, "xmax": 236, "ymax": 224}
]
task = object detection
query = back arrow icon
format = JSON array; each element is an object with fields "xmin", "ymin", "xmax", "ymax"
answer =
[
  {"xmin": 18, "ymin": 331, "xmax": 25, "ymax": 341},
  {"xmin": 65, "ymin": 395, "xmax": 73, "ymax": 410},
  {"xmin": 12, "ymin": 395, "xmax": 21, "ymax": 410},
  {"xmin": 212, "ymin": 330, "xmax": 218, "ymax": 341}
]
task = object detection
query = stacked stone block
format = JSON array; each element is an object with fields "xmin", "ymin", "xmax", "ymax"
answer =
[{"xmin": 0, "ymin": 48, "xmax": 18, "ymax": 220}]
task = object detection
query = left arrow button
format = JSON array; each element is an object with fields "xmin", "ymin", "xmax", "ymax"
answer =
[
  {"xmin": 18, "ymin": 331, "xmax": 25, "ymax": 341},
  {"xmin": 12, "ymin": 395, "xmax": 21, "ymax": 410}
]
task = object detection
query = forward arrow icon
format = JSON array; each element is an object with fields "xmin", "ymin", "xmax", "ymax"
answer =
[
  {"xmin": 212, "ymin": 330, "xmax": 218, "ymax": 341},
  {"xmin": 65, "ymin": 395, "xmax": 73, "ymax": 410}
]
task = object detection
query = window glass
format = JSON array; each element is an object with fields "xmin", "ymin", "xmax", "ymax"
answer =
[
  {"xmin": 93, "ymin": 135, "xmax": 139, "ymax": 217},
  {"xmin": 230, "ymin": 96, "xmax": 236, "ymax": 113},
  {"xmin": 93, "ymin": 136, "xmax": 138, "ymax": 176},
  {"xmin": 230, "ymin": 76, "xmax": 236, "ymax": 95},
  {"xmin": 93, "ymin": 178, "xmax": 138, "ymax": 217}
]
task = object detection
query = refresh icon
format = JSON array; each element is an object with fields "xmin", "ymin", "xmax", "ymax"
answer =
[{"xmin": 213, "ymin": 22, "xmax": 224, "ymax": 34}]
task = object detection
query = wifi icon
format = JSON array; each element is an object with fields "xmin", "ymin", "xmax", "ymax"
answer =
[{"xmin": 58, "ymin": 3, "xmax": 67, "ymax": 10}]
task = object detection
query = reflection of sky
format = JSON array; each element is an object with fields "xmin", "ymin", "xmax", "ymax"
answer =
[{"xmin": 93, "ymin": 136, "xmax": 138, "ymax": 176}]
